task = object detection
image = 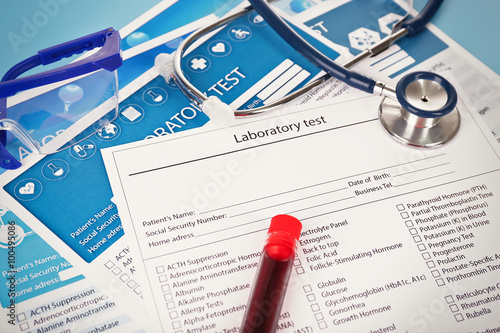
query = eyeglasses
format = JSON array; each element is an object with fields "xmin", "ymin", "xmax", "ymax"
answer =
[{"xmin": 0, "ymin": 28, "xmax": 122, "ymax": 170}]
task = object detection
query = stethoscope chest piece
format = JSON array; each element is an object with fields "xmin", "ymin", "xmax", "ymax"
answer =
[{"xmin": 379, "ymin": 71, "xmax": 460, "ymax": 148}]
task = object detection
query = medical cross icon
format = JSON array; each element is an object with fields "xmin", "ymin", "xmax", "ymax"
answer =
[{"xmin": 190, "ymin": 57, "xmax": 207, "ymax": 70}]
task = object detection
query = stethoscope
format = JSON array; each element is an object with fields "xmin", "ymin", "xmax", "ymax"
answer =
[{"xmin": 171, "ymin": 0, "xmax": 460, "ymax": 148}]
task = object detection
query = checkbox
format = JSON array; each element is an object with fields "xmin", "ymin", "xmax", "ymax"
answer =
[
  {"xmin": 449, "ymin": 304, "xmax": 459, "ymax": 312},
  {"xmin": 134, "ymin": 285, "xmax": 141, "ymax": 294},
  {"xmin": 19, "ymin": 322, "xmax": 29, "ymax": 331},
  {"xmin": 112, "ymin": 267, "xmax": 122, "ymax": 275},
  {"xmin": 318, "ymin": 321, "xmax": 328, "ymax": 329},
  {"xmin": 422, "ymin": 252, "xmax": 431, "ymax": 260},
  {"xmin": 311, "ymin": 303, "xmax": 320, "ymax": 312},
  {"xmin": 445, "ymin": 295, "xmax": 455, "ymax": 303},
  {"xmin": 306, "ymin": 294, "xmax": 316, "ymax": 302},
  {"xmin": 413, "ymin": 235, "xmax": 422, "ymax": 243},
  {"xmin": 431, "ymin": 270, "xmax": 441, "ymax": 278},
  {"xmin": 162, "ymin": 284, "xmax": 171, "ymax": 292},
  {"xmin": 295, "ymin": 266, "xmax": 305, "ymax": 275},
  {"xmin": 127, "ymin": 280, "xmax": 137, "ymax": 288},
  {"xmin": 426, "ymin": 261, "xmax": 436, "ymax": 268},
  {"xmin": 169, "ymin": 311, "xmax": 178, "ymax": 319},
  {"xmin": 314, "ymin": 313, "xmax": 324, "ymax": 321},
  {"xmin": 120, "ymin": 273, "xmax": 130, "ymax": 282},
  {"xmin": 105, "ymin": 260, "xmax": 115, "ymax": 269},
  {"xmin": 303, "ymin": 285, "xmax": 312, "ymax": 293},
  {"xmin": 435, "ymin": 278, "xmax": 445, "ymax": 286},
  {"xmin": 172, "ymin": 321, "xmax": 181, "ymax": 329},
  {"xmin": 409, "ymin": 228, "xmax": 418, "ymax": 235},
  {"xmin": 164, "ymin": 293, "xmax": 173, "ymax": 301},
  {"xmin": 405, "ymin": 220, "xmax": 414, "ymax": 227},
  {"xmin": 454, "ymin": 313, "xmax": 464, "ymax": 322},
  {"xmin": 417, "ymin": 243, "xmax": 426, "ymax": 251},
  {"xmin": 396, "ymin": 204, "xmax": 405, "ymax": 211},
  {"xmin": 17, "ymin": 312, "xmax": 26, "ymax": 322},
  {"xmin": 400, "ymin": 212, "xmax": 409, "ymax": 219},
  {"xmin": 158, "ymin": 274, "xmax": 168, "ymax": 283},
  {"xmin": 156, "ymin": 266, "xmax": 165, "ymax": 274},
  {"xmin": 167, "ymin": 301, "xmax": 175, "ymax": 310},
  {"xmin": 294, "ymin": 258, "xmax": 302, "ymax": 266}
]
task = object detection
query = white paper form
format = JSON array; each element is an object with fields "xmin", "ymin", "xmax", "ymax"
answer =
[{"xmin": 103, "ymin": 94, "xmax": 500, "ymax": 332}]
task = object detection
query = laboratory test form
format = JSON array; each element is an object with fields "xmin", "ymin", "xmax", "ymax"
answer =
[{"xmin": 102, "ymin": 92, "xmax": 500, "ymax": 332}]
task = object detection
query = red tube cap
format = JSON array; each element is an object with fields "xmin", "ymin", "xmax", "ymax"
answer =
[
  {"xmin": 266, "ymin": 215, "xmax": 302, "ymax": 261},
  {"xmin": 268, "ymin": 214, "xmax": 302, "ymax": 240}
]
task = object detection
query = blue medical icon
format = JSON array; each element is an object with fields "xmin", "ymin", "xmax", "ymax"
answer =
[
  {"xmin": 208, "ymin": 40, "xmax": 232, "ymax": 57},
  {"xmin": 228, "ymin": 25, "xmax": 252, "ymax": 42},
  {"xmin": 42, "ymin": 159, "xmax": 69, "ymax": 180},
  {"xmin": 187, "ymin": 55, "xmax": 211, "ymax": 73}
]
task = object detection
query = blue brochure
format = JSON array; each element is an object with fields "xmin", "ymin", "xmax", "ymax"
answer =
[
  {"xmin": 3, "ymin": 74, "xmax": 209, "ymax": 263},
  {"xmin": 180, "ymin": 10, "xmax": 341, "ymax": 110},
  {"xmin": 122, "ymin": 0, "xmax": 245, "ymax": 51},
  {"xmin": 2, "ymin": 9, "xmax": 342, "ymax": 264}
]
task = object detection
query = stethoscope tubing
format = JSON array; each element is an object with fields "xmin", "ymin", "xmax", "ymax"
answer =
[
  {"xmin": 248, "ymin": 0, "xmax": 444, "ymax": 95},
  {"xmin": 173, "ymin": 0, "xmax": 444, "ymax": 116},
  {"xmin": 249, "ymin": 0, "xmax": 376, "ymax": 94}
]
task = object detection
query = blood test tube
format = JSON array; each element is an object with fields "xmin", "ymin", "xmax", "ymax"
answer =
[{"xmin": 240, "ymin": 214, "xmax": 302, "ymax": 333}]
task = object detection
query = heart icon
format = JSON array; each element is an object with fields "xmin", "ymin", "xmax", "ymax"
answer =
[
  {"xmin": 19, "ymin": 182, "xmax": 35, "ymax": 195},
  {"xmin": 211, "ymin": 42, "xmax": 226, "ymax": 53}
]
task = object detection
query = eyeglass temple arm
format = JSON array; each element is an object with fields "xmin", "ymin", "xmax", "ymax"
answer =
[
  {"xmin": 2, "ymin": 28, "xmax": 114, "ymax": 83},
  {"xmin": 0, "ymin": 28, "xmax": 120, "ymax": 100}
]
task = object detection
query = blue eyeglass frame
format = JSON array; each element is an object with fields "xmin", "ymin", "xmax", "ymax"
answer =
[{"xmin": 0, "ymin": 27, "xmax": 122, "ymax": 170}]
